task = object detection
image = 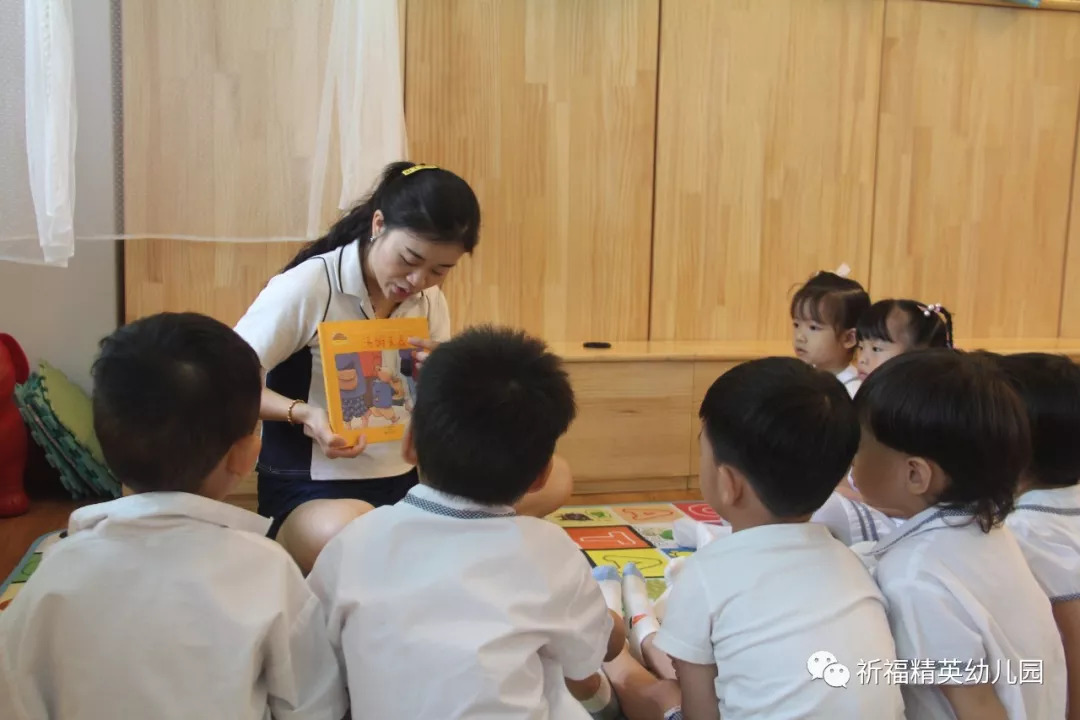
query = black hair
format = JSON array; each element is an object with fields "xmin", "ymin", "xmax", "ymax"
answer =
[
  {"xmin": 855, "ymin": 349, "xmax": 1030, "ymax": 531},
  {"xmin": 993, "ymin": 353, "xmax": 1080, "ymax": 489},
  {"xmin": 91, "ymin": 312, "xmax": 262, "ymax": 494},
  {"xmin": 410, "ymin": 325, "xmax": 576, "ymax": 505},
  {"xmin": 284, "ymin": 161, "xmax": 481, "ymax": 271},
  {"xmin": 790, "ymin": 271, "xmax": 870, "ymax": 332},
  {"xmin": 857, "ymin": 299, "xmax": 954, "ymax": 349},
  {"xmin": 699, "ymin": 357, "xmax": 859, "ymax": 518}
]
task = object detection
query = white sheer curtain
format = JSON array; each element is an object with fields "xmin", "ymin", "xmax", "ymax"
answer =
[
  {"xmin": 0, "ymin": 0, "xmax": 77, "ymax": 267},
  {"xmin": 308, "ymin": 0, "xmax": 409, "ymax": 239},
  {"xmin": 0, "ymin": 0, "xmax": 407, "ymax": 266}
]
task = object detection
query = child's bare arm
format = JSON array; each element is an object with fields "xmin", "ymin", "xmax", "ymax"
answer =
[
  {"xmin": 940, "ymin": 683, "xmax": 1008, "ymax": 720},
  {"xmin": 1053, "ymin": 599, "xmax": 1080, "ymax": 720},
  {"xmin": 672, "ymin": 658, "xmax": 720, "ymax": 720},
  {"xmin": 605, "ymin": 609, "xmax": 627, "ymax": 662}
]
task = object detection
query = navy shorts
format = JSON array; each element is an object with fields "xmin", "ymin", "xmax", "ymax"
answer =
[{"xmin": 258, "ymin": 468, "xmax": 419, "ymax": 538}]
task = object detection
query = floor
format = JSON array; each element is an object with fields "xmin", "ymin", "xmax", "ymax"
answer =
[
  {"xmin": 0, "ymin": 489, "xmax": 698, "ymax": 580},
  {"xmin": 0, "ymin": 499, "xmax": 88, "ymax": 579}
]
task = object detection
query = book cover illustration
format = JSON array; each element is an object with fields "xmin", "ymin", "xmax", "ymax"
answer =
[{"xmin": 317, "ymin": 317, "xmax": 429, "ymax": 446}]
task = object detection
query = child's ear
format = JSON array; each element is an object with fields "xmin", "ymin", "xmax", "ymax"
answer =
[
  {"xmin": 840, "ymin": 328, "xmax": 858, "ymax": 351},
  {"xmin": 401, "ymin": 425, "xmax": 418, "ymax": 465},
  {"xmin": 904, "ymin": 456, "xmax": 934, "ymax": 498},
  {"xmin": 525, "ymin": 459, "xmax": 553, "ymax": 495},
  {"xmin": 226, "ymin": 432, "xmax": 262, "ymax": 477},
  {"xmin": 716, "ymin": 464, "xmax": 742, "ymax": 508}
]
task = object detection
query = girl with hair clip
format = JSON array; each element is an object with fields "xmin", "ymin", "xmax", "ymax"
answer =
[
  {"xmin": 855, "ymin": 299, "xmax": 954, "ymax": 381},
  {"xmin": 234, "ymin": 161, "xmax": 575, "ymax": 573},
  {"xmin": 812, "ymin": 301, "xmax": 954, "ymax": 545}
]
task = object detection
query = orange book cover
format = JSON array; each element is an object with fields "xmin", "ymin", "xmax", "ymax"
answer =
[{"xmin": 317, "ymin": 317, "xmax": 429, "ymax": 446}]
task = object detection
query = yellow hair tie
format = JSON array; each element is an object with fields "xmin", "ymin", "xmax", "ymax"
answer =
[{"xmin": 402, "ymin": 163, "xmax": 439, "ymax": 176}]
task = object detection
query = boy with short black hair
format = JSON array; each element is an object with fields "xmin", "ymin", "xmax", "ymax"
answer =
[
  {"xmin": 308, "ymin": 325, "xmax": 624, "ymax": 719},
  {"xmin": 604, "ymin": 357, "xmax": 904, "ymax": 720},
  {"xmin": 0, "ymin": 312, "xmax": 347, "ymax": 720}
]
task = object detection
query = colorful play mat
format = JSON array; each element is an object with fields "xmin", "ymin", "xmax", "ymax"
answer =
[
  {"xmin": 0, "ymin": 530, "xmax": 63, "ymax": 613},
  {"xmin": 545, "ymin": 502, "xmax": 718, "ymax": 600}
]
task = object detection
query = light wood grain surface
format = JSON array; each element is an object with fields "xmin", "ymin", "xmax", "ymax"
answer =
[
  {"xmin": 649, "ymin": 0, "xmax": 885, "ymax": 341},
  {"xmin": 122, "ymin": 0, "xmax": 338, "ymax": 323},
  {"xmin": 930, "ymin": 0, "xmax": 1080, "ymax": 11},
  {"xmin": 406, "ymin": 0, "xmax": 659, "ymax": 342},
  {"xmin": 556, "ymin": 361, "xmax": 693, "ymax": 488},
  {"xmin": 870, "ymin": 0, "xmax": 1080, "ymax": 338},
  {"xmin": 1059, "ymin": 114, "xmax": 1080, "ymax": 338},
  {"xmin": 548, "ymin": 337, "xmax": 1080, "ymax": 362},
  {"xmin": 121, "ymin": 0, "xmax": 1080, "ymax": 351}
]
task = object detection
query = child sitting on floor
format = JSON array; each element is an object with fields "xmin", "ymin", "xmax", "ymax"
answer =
[
  {"xmin": 0, "ymin": 313, "xmax": 347, "ymax": 720},
  {"xmin": 855, "ymin": 299, "xmax": 954, "ymax": 381},
  {"xmin": 995, "ymin": 352, "xmax": 1080, "ymax": 720},
  {"xmin": 600, "ymin": 357, "xmax": 904, "ymax": 720},
  {"xmin": 852, "ymin": 349, "xmax": 1066, "ymax": 719},
  {"xmin": 307, "ymin": 325, "xmax": 625, "ymax": 719},
  {"xmin": 791, "ymin": 269, "xmax": 870, "ymax": 397}
]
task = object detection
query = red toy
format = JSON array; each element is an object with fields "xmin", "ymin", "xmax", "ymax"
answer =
[{"xmin": 0, "ymin": 333, "xmax": 30, "ymax": 517}]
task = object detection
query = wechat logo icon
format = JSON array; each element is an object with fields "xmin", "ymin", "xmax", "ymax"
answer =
[{"xmin": 808, "ymin": 650, "xmax": 850, "ymax": 688}]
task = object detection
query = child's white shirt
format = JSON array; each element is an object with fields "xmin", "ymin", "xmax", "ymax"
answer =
[
  {"xmin": 1007, "ymin": 485, "xmax": 1080, "ymax": 603},
  {"xmin": 812, "ymin": 491, "xmax": 905, "ymax": 545},
  {"xmin": 862, "ymin": 505, "xmax": 1066, "ymax": 720},
  {"xmin": 0, "ymin": 493, "xmax": 347, "ymax": 720},
  {"xmin": 653, "ymin": 523, "xmax": 904, "ymax": 720},
  {"xmin": 307, "ymin": 484, "xmax": 613, "ymax": 720},
  {"xmin": 835, "ymin": 364, "xmax": 861, "ymax": 398}
]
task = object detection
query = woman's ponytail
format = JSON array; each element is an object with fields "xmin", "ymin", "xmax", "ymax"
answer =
[{"xmin": 282, "ymin": 160, "xmax": 477, "ymax": 273}]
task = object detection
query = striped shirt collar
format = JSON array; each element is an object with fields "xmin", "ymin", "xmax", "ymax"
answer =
[
  {"xmin": 402, "ymin": 484, "xmax": 516, "ymax": 519},
  {"xmin": 1016, "ymin": 485, "xmax": 1080, "ymax": 515},
  {"xmin": 867, "ymin": 503, "xmax": 977, "ymax": 557}
]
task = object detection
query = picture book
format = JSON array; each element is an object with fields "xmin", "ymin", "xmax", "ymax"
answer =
[{"xmin": 317, "ymin": 317, "xmax": 429, "ymax": 446}]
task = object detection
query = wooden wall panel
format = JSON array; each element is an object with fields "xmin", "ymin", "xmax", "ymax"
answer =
[
  {"xmin": 1060, "ymin": 118, "xmax": 1080, "ymax": 338},
  {"xmin": 650, "ymin": 0, "xmax": 885, "ymax": 341},
  {"xmin": 124, "ymin": 240, "xmax": 305, "ymax": 326},
  {"xmin": 870, "ymin": 0, "xmax": 1080, "ymax": 338},
  {"xmin": 123, "ymin": 0, "xmax": 351, "ymax": 323},
  {"xmin": 405, "ymin": 0, "xmax": 659, "ymax": 341}
]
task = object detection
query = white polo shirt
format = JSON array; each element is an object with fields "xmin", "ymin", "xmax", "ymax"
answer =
[
  {"xmin": 234, "ymin": 239, "xmax": 452, "ymax": 481},
  {"xmin": 812, "ymin": 491, "xmax": 904, "ymax": 545},
  {"xmin": 1007, "ymin": 485, "xmax": 1080, "ymax": 604},
  {"xmin": 653, "ymin": 522, "xmax": 904, "ymax": 720},
  {"xmin": 0, "ymin": 493, "xmax": 347, "ymax": 720},
  {"xmin": 307, "ymin": 484, "xmax": 614, "ymax": 719},
  {"xmin": 863, "ymin": 505, "xmax": 1066, "ymax": 720}
]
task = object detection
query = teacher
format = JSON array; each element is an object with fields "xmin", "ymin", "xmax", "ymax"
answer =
[{"xmin": 235, "ymin": 161, "xmax": 573, "ymax": 572}]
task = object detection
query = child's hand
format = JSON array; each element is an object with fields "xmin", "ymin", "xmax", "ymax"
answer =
[
  {"xmin": 407, "ymin": 337, "xmax": 440, "ymax": 373},
  {"xmin": 298, "ymin": 404, "xmax": 367, "ymax": 458}
]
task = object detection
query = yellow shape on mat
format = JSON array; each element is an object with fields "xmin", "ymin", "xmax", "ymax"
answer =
[
  {"xmin": 585, "ymin": 548, "xmax": 670, "ymax": 578},
  {"xmin": 612, "ymin": 504, "xmax": 685, "ymax": 524}
]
